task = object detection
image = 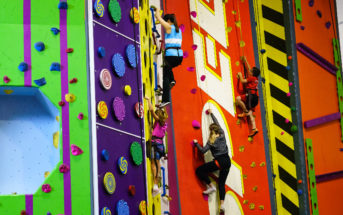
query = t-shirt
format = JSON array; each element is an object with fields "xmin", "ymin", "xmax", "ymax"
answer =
[
  {"xmin": 246, "ymin": 76, "xmax": 258, "ymax": 91},
  {"xmin": 152, "ymin": 122, "xmax": 167, "ymax": 143}
]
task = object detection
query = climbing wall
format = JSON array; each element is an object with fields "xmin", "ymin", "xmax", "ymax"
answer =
[
  {"xmin": 0, "ymin": 0, "xmax": 91, "ymax": 214},
  {"xmin": 164, "ymin": 0, "xmax": 272, "ymax": 214},
  {"xmin": 88, "ymin": 0, "xmax": 147, "ymax": 214},
  {"xmin": 292, "ymin": 0, "xmax": 343, "ymax": 214}
]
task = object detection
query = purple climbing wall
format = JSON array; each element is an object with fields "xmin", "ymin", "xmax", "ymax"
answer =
[{"xmin": 91, "ymin": 0, "xmax": 146, "ymax": 214}]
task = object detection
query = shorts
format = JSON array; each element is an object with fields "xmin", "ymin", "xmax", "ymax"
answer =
[
  {"xmin": 152, "ymin": 142, "xmax": 165, "ymax": 160},
  {"xmin": 240, "ymin": 93, "xmax": 259, "ymax": 110}
]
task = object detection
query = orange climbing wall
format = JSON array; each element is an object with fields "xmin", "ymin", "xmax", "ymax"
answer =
[
  {"xmin": 293, "ymin": 0, "xmax": 343, "ymax": 214},
  {"xmin": 165, "ymin": 0, "xmax": 272, "ymax": 214}
]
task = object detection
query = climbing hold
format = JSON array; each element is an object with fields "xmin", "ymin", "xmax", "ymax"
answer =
[
  {"xmin": 135, "ymin": 102, "xmax": 144, "ymax": 118},
  {"xmin": 21, "ymin": 210, "xmax": 27, "ymax": 215},
  {"xmin": 47, "ymin": 212, "xmax": 52, "ymax": 215},
  {"xmin": 300, "ymin": 25, "xmax": 305, "ymax": 30},
  {"xmin": 243, "ymin": 200, "xmax": 248, "ymax": 204},
  {"xmin": 59, "ymin": 164, "xmax": 70, "ymax": 173},
  {"xmin": 179, "ymin": 24, "xmax": 185, "ymax": 33},
  {"xmin": 130, "ymin": 7, "xmax": 140, "ymax": 23},
  {"xmin": 205, "ymin": 109, "xmax": 210, "ymax": 115},
  {"xmin": 97, "ymin": 101, "xmax": 109, "ymax": 119},
  {"xmin": 187, "ymin": 66, "xmax": 195, "ymax": 72},
  {"xmin": 42, "ymin": 184, "xmax": 52, "ymax": 193},
  {"xmin": 139, "ymin": 201, "xmax": 147, "ymax": 215},
  {"xmin": 190, "ymin": 11, "xmax": 197, "ymax": 18},
  {"xmin": 236, "ymin": 119, "xmax": 241, "ymax": 125},
  {"xmin": 69, "ymin": 78, "xmax": 78, "ymax": 84},
  {"xmin": 99, "ymin": 69, "xmax": 112, "ymax": 90},
  {"xmin": 50, "ymin": 62, "xmax": 61, "ymax": 71},
  {"xmin": 94, "ymin": 0, "xmax": 105, "ymax": 17},
  {"xmin": 56, "ymin": 116, "xmax": 60, "ymax": 122},
  {"xmin": 249, "ymin": 203, "xmax": 255, "ymax": 210},
  {"xmin": 232, "ymin": 10, "xmax": 237, "ymax": 15},
  {"xmin": 130, "ymin": 141, "xmax": 143, "ymax": 165},
  {"xmin": 252, "ymin": 186, "xmax": 258, "ymax": 192},
  {"xmin": 239, "ymin": 146, "xmax": 245, "ymax": 152},
  {"xmin": 235, "ymin": 21, "xmax": 241, "ymax": 27},
  {"xmin": 53, "ymin": 131, "xmax": 59, "ymax": 149},
  {"xmin": 340, "ymin": 148, "xmax": 343, "ymax": 152},
  {"xmin": 65, "ymin": 93, "xmax": 76, "ymax": 102},
  {"xmin": 259, "ymin": 162, "xmax": 265, "ymax": 167},
  {"xmin": 285, "ymin": 119, "xmax": 290, "ymax": 123},
  {"xmin": 98, "ymin": 46, "xmax": 106, "ymax": 58},
  {"xmin": 325, "ymin": 21, "xmax": 331, "ymax": 29},
  {"xmin": 78, "ymin": 113, "xmax": 84, "ymax": 120},
  {"xmin": 289, "ymin": 82, "xmax": 293, "ymax": 86},
  {"xmin": 103, "ymin": 172, "xmax": 116, "ymax": 194},
  {"xmin": 291, "ymin": 125, "xmax": 298, "ymax": 133},
  {"xmin": 128, "ymin": 185, "xmax": 136, "ymax": 196},
  {"xmin": 291, "ymin": 106, "xmax": 296, "ymax": 111},
  {"xmin": 192, "ymin": 120, "xmax": 201, "ymax": 129},
  {"xmin": 286, "ymin": 92, "xmax": 291, "ymax": 97},
  {"xmin": 34, "ymin": 78, "xmax": 47, "ymax": 86},
  {"xmin": 124, "ymin": 85, "xmax": 132, "ymax": 96},
  {"xmin": 44, "ymin": 171, "xmax": 50, "ymax": 178},
  {"xmin": 3, "ymin": 76, "xmax": 10, "ymax": 83},
  {"xmin": 191, "ymin": 44, "xmax": 198, "ymax": 50},
  {"xmin": 248, "ymin": 137, "xmax": 253, "ymax": 142},
  {"xmin": 125, "ymin": 44, "xmax": 137, "ymax": 68},
  {"xmin": 250, "ymin": 162, "xmax": 256, "ymax": 168},
  {"xmin": 113, "ymin": 97, "xmax": 125, "ymax": 121},
  {"xmin": 183, "ymin": 51, "xmax": 189, "ymax": 58},
  {"xmin": 101, "ymin": 149, "xmax": 110, "ymax": 161},
  {"xmin": 190, "ymin": 88, "xmax": 197, "ymax": 94},
  {"xmin": 34, "ymin": 42, "xmax": 45, "ymax": 52},
  {"xmin": 286, "ymin": 66, "xmax": 291, "ymax": 71},
  {"xmin": 58, "ymin": 101, "xmax": 65, "ymax": 107},
  {"xmin": 281, "ymin": 131, "xmax": 285, "ymax": 135},
  {"xmin": 200, "ymin": 75, "xmax": 206, "ymax": 81},
  {"xmin": 261, "ymin": 77, "xmax": 265, "ymax": 83},
  {"xmin": 240, "ymin": 40, "xmax": 245, "ymax": 47},
  {"xmin": 288, "ymin": 56, "xmax": 293, "ymax": 60},
  {"xmin": 18, "ymin": 62, "xmax": 28, "ymax": 72},
  {"xmin": 58, "ymin": 1, "xmax": 68, "ymax": 9},
  {"xmin": 71, "ymin": 144, "xmax": 83, "ymax": 156},
  {"xmin": 298, "ymin": 179, "xmax": 303, "ymax": 184},
  {"xmin": 316, "ymin": 10, "xmax": 322, "ymax": 18},
  {"xmin": 116, "ymin": 200, "xmax": 129, "ymax": 215},
  {"xmin": 297, "ymin": 189, "xmax": 303, "ymax": 195},
  {"xmin": 309, "ymin": 0, "xmax": 314, "ymax": 7},
  {"xmin": 243, "ymin": 174, "xmax": 247, "ymax": 179},
  {"xmin": 118, "ymin": 156, "xmax": 128, "ymax": 174},
  {"xmin": 66, "ymin": 48, "xmax": 74, "ymax": 53},
  {"xmin": 260, "ymin": 49, "xmax": 266, "ymax": 54},
  {"xmin": 109, "ymin": 0, "xmax": 122, "ymax": 23},
  {"xmin": 112, "ymin": 53, "xmax": 125, "ymax": 77},
  {"xmin": 226, "ymin": 26, "xmax": 232, "ymax": 33},
  {"xmin": 235, "ymin": 61, "xmax": 240, "ymax": 66},
  {"xmin": 3, "ymin": 89, "xmax": 13, "ymax": 94},
  {"xmin": 258, "ymin": 205, "xmax": 264, "ymax": 210},
  {"xmin": 202, "ymin": 193, "xmax": 209, "ymax": 201},
  {"xmin": 51, "ymin": 27, "xmax": 60, "ymax": 35},
  {"xmin": 101, "ymin": 207, "xmax": 112, "ymax": 215}
]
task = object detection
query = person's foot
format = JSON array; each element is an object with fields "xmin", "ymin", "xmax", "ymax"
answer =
[
  {"xmin": 219, "ymin": 206, "xmax": 225, "ymax": 214},
  {"xmin": 248, "ymin": 128, "xmax": 259, "ymax": 137},
  {"xmin": 152, "ymin": 184, "xmax": 160, "ymax": 196},
  {"xmin": 202, "ymin": 185, "xmax": 216, "ymax": 195},
  {"xmin": 170, "ymin": 81, "xmax": 176, "ymax": 89},
  {"xmin": 159, "ymin": 102, "xmax": 170, "ymax": 108},
  {"xmin": 238, "ymin": 111, "xmax": 249, "ymax": 118}
]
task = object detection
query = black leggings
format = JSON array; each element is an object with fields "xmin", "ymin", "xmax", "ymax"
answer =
[
  {"xmin": 196, "ymin": 154, "xmax": 231, "ymax": 200},
  {"xmin": 162, "ymin": 56, "xmax": 183, "ymax": 102}
]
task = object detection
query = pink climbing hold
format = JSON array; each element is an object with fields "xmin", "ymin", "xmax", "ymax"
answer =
[
  {"xmin": 78, "ymin": 113, "xmax": 84, "ymax": 120},
  {"xmin": 42, "ymin": 184, "xmax": 51, "ymax": 193},
  {"xmin": 71, "ymin": 144, "xmax": 83, "ymax": 156},
  {"xmin": 183, "ymin": 51, "xmax": 189, "ymax": 58},
  {"xmin": 205, "ymin": 110, "xmax": 210, "ymax": 115},
  {"xmin": 289, "ymin": 82, "xmax": 293, "ymax": 86},
  {"xmin": 192, "ymin": 120, "xmax": 201, "ymax": 129},
  {"xmin": 190, "ymin": 88, "xmax": 197, "ymax": 94},
  {"xmin": 187, "ymin": 67, "xmax": 195, "ymax": 72},
  {"xmin": 285, "ymin": 119, "xmax": 290, "ymax": 123},
  {"xmin": 287, "ymin": 92, "xmax": 291, "ymax": 97},
  {"xmin": 179, "ymin": 24, "xmax": 185, "ymax": 33},
  {"xmin": 190, "ymin": 11, "xmax": 197, "ymax": 18},
  {"xmin": 3, "ymin": 76, "xmax": 10, "ymax": 83},
  {"xmin": 281, "ymin": 131, "xmax": 285, "ymax": 135},
  {"xmin": 192, "ymin": 44, "xmax": 198, "ymax": 50},
  {"xmin": 200, "ymin": 75, "xmax": 206, "ymax": 81},
  {"xmin": 69, "ymin": 78, "xmax": 77, "ymax": 84},
  {"xmin": 202, "ymin": 193, "xmax": 209, "ymax": 201},
  {"xmin": 59, "ymin": 164, "xmax": 70, "ymax": 173}
]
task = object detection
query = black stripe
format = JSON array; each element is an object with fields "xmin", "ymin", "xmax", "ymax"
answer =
[
  {"xmin": 282, "ymin": 194, "xmax": 300, "ymax": 215},
  {"xmin": 270, "ymin": 84, "xmax": 290, "ymax": 107},
  {"xmin": 273, "ymin": 111, "xmax": 292, "ymax": 134},
  {"xmin": 276, "ymin": 137, "xmax": 295, "ymax": 163},
  {"xmin": 267, "ymin": 57, "xmax": 289, "ymax": 80},
  {"xmin": 262, "ymin": 5, "xmax": 284, "ymax": 26},
  {"xmin": 264, "ymin": 31, "xmax": 286, "ymax": 53},
  {"xmin": 279, "ymin": 166, "xmax": 297, "ymax": 191}
]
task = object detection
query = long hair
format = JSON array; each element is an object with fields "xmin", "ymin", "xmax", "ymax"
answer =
[
  {"xmin": 163, "ymin": 14, "xmax": 179, "ymax": 33},
  {"xmin": 209, "ymin": 123, "xmax": 220, "ymax": 144},
  {"xmin": 155, "ymin": 108, "xmax": 168, "ymax": 126}
]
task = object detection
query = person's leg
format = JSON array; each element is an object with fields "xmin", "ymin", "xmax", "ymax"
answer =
[
  {"xmin": 151, "ymin": 159, "xmax": 157, "ymax": 183},
  {"xmin": 196, "ymin": 161, "xmax": 219, "ymax": 194},
  {"xmin": 156, "ymin": 159, "xmax": 161, "ymax": 184},
  {"xmin": 236, "ymin": 95, "xmax": 248, "ymax": 115},
  {"xmin": 162, "ymin": 63, "xmax": 171, "ymax": 103}
]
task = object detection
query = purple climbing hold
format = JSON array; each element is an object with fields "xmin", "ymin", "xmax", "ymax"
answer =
[
  {"xmin": 183, "ymin": 51, "xmax": 189, "ymax": 58},
  {"xmin": 316, "ymin": 10, "xmax": 322, "ymax": 18},
  {"xmin": 113, "ymin": 97, "xmax": 126, "ymax": 121},
  {"xmin": 190, "ymin": 88, "xmax": 197, "ymax": 94},
  {"xmin": 309, "ymin": 0, "xmax": 314, "ymax": 7},
  {"xmin": 325, "ymin": 21, "xmax": 331, "ymax": 29},
  {"xmin": 179, "ymin": 24, "xmax": 185, "ymax": 33},
  {"xmin": 187, "ymin": 67, "xmax": 195, "ymax": 72},
  {"xmin": 200, "ymin": 75, "xmax": 206, "ymax": 81},
  {"xmin": 192, "ymin": 120, "xmax": 201, "ymax": 129},
  {"xmin": 300, "ymin": 25, "xmax": 305, "ymax": 30}
]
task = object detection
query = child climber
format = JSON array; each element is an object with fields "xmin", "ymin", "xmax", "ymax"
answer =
[
  {"xmin": 194, "ymin": 109, "xmax": 231, "ymax": 214},
  {"xmin": 145, "ymin": 97, "xmax": 168, "ymax": 195},
  {"xmin": 155, "ymin": 8, "xmax": 183, "ymax": 107},
  {"xmin": 236, "ymin": 56, "xmax": 260, "ymax": 137}
]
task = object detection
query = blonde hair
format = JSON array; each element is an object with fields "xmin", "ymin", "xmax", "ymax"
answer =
[{"xmin": 155, "ymin": 108, "xmax": 168, "ymax": 126}]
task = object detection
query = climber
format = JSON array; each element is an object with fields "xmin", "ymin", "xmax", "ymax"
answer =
[
  {"xmin": 144, "ymin": 96, "xmax": 168, "ymax": 195},
  {"xmin": 194, "ymin": 109, "xmax": 231, "ymax": 214},
  {"xmin": 154, "ymin": 8, "xmax": 183, "ymax": 107},
  {"xmin": 235, "ymin": 56, "xmax": 260, "ymax": 137}
]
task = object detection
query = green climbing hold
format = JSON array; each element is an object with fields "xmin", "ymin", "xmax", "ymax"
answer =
[
  {"xmin": 130, "ymin": 141, "xmax": 143, "ymax": 165},
  {"xmin": 291, "ymin": 107, "xmax": 296, "ymax": 112},
  {"xmin": 108, "ymin": 0, "xmax": 121, "ymax": 23},
  {"xmin": 291, "ymin": 125, "xmax": 298, "ymax": 133}
]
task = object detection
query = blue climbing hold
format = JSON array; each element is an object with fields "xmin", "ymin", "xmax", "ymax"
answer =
[
  {"xmin": 112, "ymin": 53, "xmax": 125, "ymax": 77},
  {"xmin": 51, "ymin": 27, "xmax": 60, "ymax": 35},
  {"xmin": 58, "ymin": 0, "xmax": 68, "ymax": 9},
  {"xmin": 286, "ymin": 66, "xmax": 291, "ymax": 71},
  {"xmin": 309, "ymin": 0, "xmax": 314, "ymax": 7},
  {"xmin": 116, "ymin": 200, "xmax": 129, "ymax": 215},
  {"xmin": 297, "ymin": 189, "xmax": 303, "ymax": 195},
  {"xmin": 18, "ymin": 62, "xmax": 28, "ymax": 72},
  {"xmin": 261, "ymin": 77, "xmax": 265, "ymax": 84},
  {"xmin": 126, "ymin": 44, "xmax": 137, "ymax": 68},
  {"xmin": 101, "ymin": 149, "xmax": 110, "ymax": 161},
  {"xmin": 260, "ymin": 49, "xmax": 266, "ymax": 54},
  {"xmin": 317, "ymin": 10, "xmax": 322, "ymax": 18},
  {"xmin": 98, "ymin": 46, "xmax": 106, "ymax": 58},
  {"xmin": 35, "ymin": 42, "xmax": 45, "ymax": 52},
  {"xmin": 34, "ymin": 78, "xmax": 47, "ymax": 86},
  {"xmin": 50, "ymin": 62, "xmax": 61, "ymax": 71}
]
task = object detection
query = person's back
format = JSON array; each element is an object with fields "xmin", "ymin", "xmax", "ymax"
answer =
[{"xmin": 165, "ymin": 25, "xmax": 183, "ymax": 57}]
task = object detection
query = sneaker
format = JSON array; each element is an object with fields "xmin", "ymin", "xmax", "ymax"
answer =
[
  {"xmin": 220, "ymin": 206, "xmax": 225, "ymax": 214},
  {"xmin": 202, "ymin": 186, "xmax": 216, "ymax": 195},
  {"xmin": 159, "ymin": 102, "xmax": 170, "ymax": 108},
  {"xmin": 170, "ymin": 81, "xmax": 176, "ymax": 89},
  {"xmin": 152, "ymin": 184, "xmax": 160, "ymax": 196},
  {"xmin": 238, "ymin": 111, "xmax": 249, "ymax": 118}
]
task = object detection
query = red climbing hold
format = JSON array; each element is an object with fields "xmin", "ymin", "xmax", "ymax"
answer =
[
  {"xmin": 3, "ymin": 76, "xmax": 10, "ymax": 83},
  {"xmin": 21, "ymin": 210, "xmax": 27, "ymax": 215},
  {"xmin": 129, "ymin": 185, "xmax": 136, "ymax": 196},
  {"xmin": 66, "ymin": 48, "xmax": 74, "ymax": 53},
  {"xmin": 288, "ymin": 56, "xmax": 292, "ymax": 60},
  {"xmin": 58, "ymin": 101, "xmax": 65, "ymax": 106},
  {"xmin": 69, "ymin": 78, "xmax": 78, "ymax": 84}
]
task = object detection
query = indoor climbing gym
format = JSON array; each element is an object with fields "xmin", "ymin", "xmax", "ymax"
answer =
[{"xmin": 1, "ymin": 0, "xmax": 343, "ymax": 214}]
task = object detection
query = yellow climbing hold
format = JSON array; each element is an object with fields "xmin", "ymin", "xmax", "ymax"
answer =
[
  {"xmin": 44, "ymin": 171, "xmax": 50, "ymax": 178},
  {"xmin": 124, "ymin": 85, "xmax": 132, "ymax": 96},
  {"xmin": 249, "ymin": 203, "xmax": 255, "ymax": 210},
  {"xmin": 259, "ymin": 205, "xmax": 264, "ymax": 210},
  {"xmin": 260, "ymin": 162, "xmax": 266, "ymax": 167},
  {"xmin": 4, "ymin": 89, "xmax": 13, "ymax": 94},
  {"xmin": 56, "ymin": 116, "xmax": 60, "ymax": 122},
  {"xmin": 248, "ymin": 137, "xmax": 253, "ymax": 142},
  {"xmin": 226, "ymin": 26, "xmax": 232, "ymax": 33},
  {"xmin": 235, "ymin": 21, "xmax": 241, "ymax": 27},
  {"xmin": 250, "ymin": 162, "xmax": 256, "ymax": 168},
  {"xmin": 252, "ymin": 186, "xmax": 258, "ymax": 192},
  {"xmin": 130, "ymin": 7, "xmax": 140, "ymax": 24},
  {"xmin": 53, "ymin": 131, "xmax": 59, "ymax": 149},
  {"xmin": 65, "ymin": 93, "xmax": 76, "ymax": 103},
  {"xmin": 235, "ymin": 61, "xmax": 240, "ymax": 66},
  {"xmin": 243, "ymin": 174, "xmax": 247, "ymax": 179},
  {"xmin": 236, "ymin": 119, "xmax": 241, "ymax": 125},
  {"xmin": 240, "ymin": 40, "xmax": 245, "ymax": 47},
  {"xmin": 239, "ymin": 145, "xmax": 245, "ymax": 152},
  {"xmin": 232, "ymin": 10, "xmax": 237, "ymax": 15},
  {"xmin": 243, "ymin": 200, "xmax": 249, "ymax": 204}
]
